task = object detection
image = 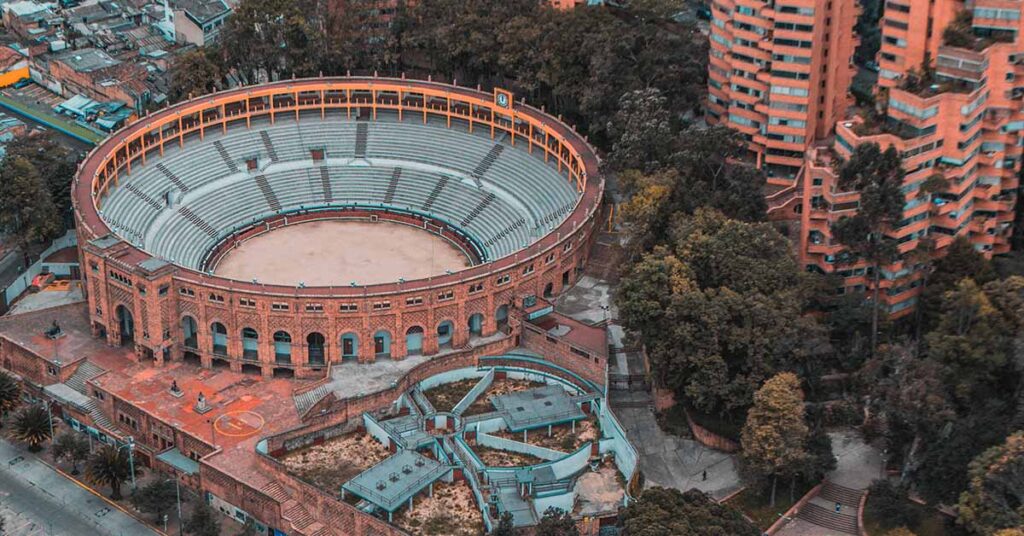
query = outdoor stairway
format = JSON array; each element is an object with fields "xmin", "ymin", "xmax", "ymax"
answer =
[
  {"xmin": 65, "ymin": 361, "xmax": 105, "ymax": 395},
  {"xmin": 177, "ymin": 207, "xmax": 219, "ymax": 238},
  {"xmin": 260, "ymin": 481, "xmax": 291, "ymax": 502},
  {"xmin": 82, "ymin": 398, "xmax": 115, "ymax": 431},
  {"xmin": 282, "ymin": 500, "xmax": 316, "ymax": 530},
  {"xmin": 254, "ymin": 175, "xmax": 282, "ymax": 211},
  {"xmin": 472, "ymin": 144, "xmax": 505, "ymax": 184},
  {"xmin": 260, "ymin": 131, "xmax": 279, "ymax": 163},
  {"xmin": 319, "ymin": 167, "xmax": 333, "ymax": 201},
  {"xmin": 820, "ymin": 481, "xmax": 864, "ymax": 507},
  {"xmin": 384, "ymin": 167, "xmax": 401, "ymax": 204},
  {"xmin": 797, "ymin": 502, "xmax": 859, "ymax": 534},
  {"xmin": 156, "ymin": 163, "xmax": 190, "ymax": 193},
  {"xmin": 461, "ymin": 192, "xmax": 495, "ymax": 227},
  {"xmin": 421, "ymin": 175, "xmax": 449, "ymax": 212},
  {"xmin": 410, "ymin": 387, "xmax": 435, "ymax": 415},
  {"xmin": 354, "ymin": 123, "xmax": 368, "ymax": 157},
  {"xmin": 213, "ymin": 140, "xmax": 239, "ymax": 173},
  {"xmin": 293, "ymin": 384, "xmax": 334, "ymax": 415},
  {"xmin": 123, "ymin": 183, "xmax": 163, "ymax": 211}
]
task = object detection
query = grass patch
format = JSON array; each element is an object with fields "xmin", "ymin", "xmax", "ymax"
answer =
[
  {"xmin": 492, "ymin": 414, "xmax": 600, "ymax": 452},
  {"xmin": 470, "ymin": 444, "xmax": 546, "ymax": 467},
  {"xmin": 460, "ymin": 377, "xmax": 546, "ymax": 417},
  {"xmin": 728, "ymin": 481, "xmax": 813, "ymax": 530}
]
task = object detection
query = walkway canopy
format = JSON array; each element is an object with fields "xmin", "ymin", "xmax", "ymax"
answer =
[{"xmin": 342, "ymin": 450, "xmax": 449, "ymax": 514}]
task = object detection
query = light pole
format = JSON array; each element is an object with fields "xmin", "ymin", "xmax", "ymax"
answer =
[
  {"xmin": 41, "ymin": 399, "xmax": 54, "ymax": 438},
  {"xmin": 117, "ymin": 437, "xmax": 136, "ymax": 489},
  {"xmin": 174, "ymin": 473, "xmax": 183, "ymax": 536}
]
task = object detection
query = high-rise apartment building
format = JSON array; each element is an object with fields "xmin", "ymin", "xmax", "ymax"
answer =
[
  {"xmin": 798, "ymin": 0, "xmax": 1021, "ymax": 316},
  {"xmin": 706, "ymin": 0, "xmax": 860, "ymax": 182}
]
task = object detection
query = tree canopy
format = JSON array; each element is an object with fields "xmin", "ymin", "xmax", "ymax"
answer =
[
  {"xmin": 957, "ymin": 431, "xmax": 1024, "ymax": 534},
  {"xmin": 618, "ymin": 487, "xmax": 759, "ymax": 536},
  {"xmin": 740, "ymin": 373, "xmax": 810, "ymax": 505}
]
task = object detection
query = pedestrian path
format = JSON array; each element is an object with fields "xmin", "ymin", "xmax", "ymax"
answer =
[{"xmin": 0, "ymin": 438, "xmax": 158, "ymax": 536}]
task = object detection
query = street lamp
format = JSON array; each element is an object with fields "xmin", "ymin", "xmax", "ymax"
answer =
[
  {"xmin": 117, "ymin": 437, "xmax": 137, "ymax": 489},
  {"xmin": 40, "ymin": 399, "xmax": 54, "ymax": 438}
]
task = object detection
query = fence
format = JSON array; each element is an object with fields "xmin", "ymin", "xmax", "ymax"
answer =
[{"xmin": 3, "ymin": 231, "xmax": 77, "ymax": 306}]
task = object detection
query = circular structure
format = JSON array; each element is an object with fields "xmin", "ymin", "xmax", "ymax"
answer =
[
  {"xmin": 210, "ymin": 220, "xmax": 472, "ymax": 286},
  {"xmin": 73, "ymin": 77, "xmax": 602, "ymax": 377}
]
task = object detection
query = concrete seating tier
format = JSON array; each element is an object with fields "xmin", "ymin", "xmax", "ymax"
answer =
[{"xmin": 99, "ymin": 114, "xmax": 579, "ymax": 273}]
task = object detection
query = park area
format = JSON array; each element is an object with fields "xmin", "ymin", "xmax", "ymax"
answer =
[{"xmin": 279, "ymin": 433, "xmax": 390, "ymax": 495}]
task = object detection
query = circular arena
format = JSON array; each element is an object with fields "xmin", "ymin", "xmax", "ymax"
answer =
[{"xmin": 73, "ymin": 77, "xmax": 603, "ymax": 377}]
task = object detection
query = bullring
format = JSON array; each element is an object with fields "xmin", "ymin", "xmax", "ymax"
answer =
[{"xmin": 72, "ymin": 77, "xmax": 603, "ymax": 378}]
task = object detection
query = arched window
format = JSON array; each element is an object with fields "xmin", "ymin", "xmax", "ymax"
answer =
[
  {"xmin": 211, "ymin": 322, "xmax": 227, "ymax": 355},
  {"xmin": 241, "ymin": 328, "xmax": 259, "ymax": 360},
  {"xmin": 405, "ymin": 326, "xmax": 424, "ymax": 356},
  {"xmin": 437, "ymin": 320, "xmax": 454, "ymax": 349},
  {"xmin": 307, "ymin": 332, "xmax": 326, "ymax": 365},
  {"xmin": 181, "ymin": 316, "xmax": 198, "ymax": 349},
  {"xmin": 116, "ymin": 305, "xmax": 134, "ymax": 344},
  {"xmin": 273, "ymin": 331, "xmax": 292, "ymax": 364}
]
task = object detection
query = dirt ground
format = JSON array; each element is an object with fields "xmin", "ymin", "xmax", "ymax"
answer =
[
  {"xmin": 493, "ymin": 414, "xmax": 600, "ymax": 452},
  {"xmin": 393, "ymin": 480, "xmax": 484, "ymax": 536},
  {"xmin": 461, "ymin": 377, "xmax": 547, "ymax": 416},
  {"xmin": 470, "ymin": 443, "xmax": 546, "ymax": 467},
  {"xmin": 573, "ymin": 462, "xmax": 626, "ymax": 516},
  {"xmin": 423, "ymin": 378, "xmax": 479, "ymax": 412},
  {"xmin": 214, "ymin": 220, "xmax": 471, "ymax": 286},
  {"xmin": 280, "ymin": 433, "xmax": 390, "ymax": 494}
]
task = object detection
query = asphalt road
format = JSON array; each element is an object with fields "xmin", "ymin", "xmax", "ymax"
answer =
[{"xmin": 0, "ymin": 439, "xmax": 158, "ymax": 536}]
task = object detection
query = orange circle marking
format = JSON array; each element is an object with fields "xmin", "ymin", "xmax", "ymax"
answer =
[{"xmin": 214, "ymin": 411, "xmax": 265, "ymax": 437}]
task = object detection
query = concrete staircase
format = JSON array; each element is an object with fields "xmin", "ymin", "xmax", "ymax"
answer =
[
  {"xmin": 81, "ymin": 398, "xmax": 115, "ymax": 431},
  {"xmin": 796, "ymin": 481, "xmax": 864, "ymax": 534},
  {"xmin": 65, "ymin": 360, "xmax": 105, "ymax": 395},
  {"xmin": 293, "ymin": 384, "xmax": 334, "ymax": 415}
]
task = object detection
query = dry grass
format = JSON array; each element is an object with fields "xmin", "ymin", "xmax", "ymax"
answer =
[
  {"xmin": 470, "ymin": 443, "xmax": 546, "ymax": 467},
  {"xmin": 461, "ymin": 377, "xmax": 546, "ymax": 416},
  {"xmin": 492, "ymin": 414, "xmax": 600, "ymax": 452},
  {"xmin": 423, "ymin": 378, "xmax": 479, "ymax": 413},
  {"xmin": 393, "ymin": 480, "xmax": 484, "ymax": 536},
  {"xmin": 280, "ymin": 433, "xmax": 390, "ymax": 494}
]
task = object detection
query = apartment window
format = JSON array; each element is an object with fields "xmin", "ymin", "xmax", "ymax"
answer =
[
  {"xmin": 562, "ymin": 242, "xmax": 573, "ymax": 253},
  {"xmin": 522, "ymin": 264, "xmax": 535, "ymax": 276},
  {"xmin": 884, "ymin": 19, "xmax": 908, "ymax": 30},
  {"xmin": 93, "ymin": 389, "xmax": 105, "ymax": 400},
  {"xmin": 885, "ymin": 1, "xmax": 910, "ymax": 12},
  {"xmin": 770, "ymin": 85, "xmax": 809, "ymax": 97},
  {"xmin": 118, "ymin": 413, "xmax": 139, "ymax": 431},
  {"xmin": 774, "ymin": 38, "xmax": 812, "ymax": 48},
  {"xmin": 271, "ymin": 302, "xmax": 290, "ymax": 311},
  {"xmin": 468, "ymin": 282, "xmax": 484, "ymax": 294},
  {"xmin": 239, "ymin": 298, "xmax": 256, "ymax": 308},
  {"xmin": 545, "ymin": 253, "xmax": 556, "ymax": 264},
  {"xmin": 769, "ymin": 117, "xmax": 807, "ymax": 128},
  {"xmin": 772, "ymin": 53, "xmax": 812, "ymax": 65},
  {"xmin": 208, "ymin": 293, "xmax": 225, "ymax": 303},
  {"xmin": 158, "ymin": 285, "xmax": 169, "ymax": 296},
  {"xmin": 339, "ymin": 303, "xmax": 358, "ymax": 312},
  {"xmin": 495, "ymin": 274, "xmax": 511, "ymax": 286},
  {"xmin": 775, "ymin": 22, "xmax": 813, "ymax": 32},
  {"xmin": 405, "ymin": 297, "xmax": 424, "ymax": 306},
  {"xmin": 778, "ymin": 5, "xmax": 814, "ymax": 15},
  {"xmin": 179, "ymin": 287, "xmax": 195, "ymax": 297},
  {"xmin": 90, "ymin": 261, "xmax": 99, "ymax": 273},
  {"xmin": 372, "ymin": 301, "xmax": 391, "ymax": 311},
  {"xmin": 304, "ymin": 303, "xmax": 324, "ymax": 313},
  {"xmin": 437, "ymin": 290, "xmax": 454, "ymax": 302}
]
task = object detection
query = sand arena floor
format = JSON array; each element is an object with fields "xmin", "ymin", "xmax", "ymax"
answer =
[{"xmin": 213, "ymin": 220, "xmax": 472, "ymax": 286}]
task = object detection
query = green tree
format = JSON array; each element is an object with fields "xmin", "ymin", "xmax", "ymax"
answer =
[
  {"xmin": 607, "ymin": 88, "xmax": 674, "ymax": 172},
  {"xmin": 918, "ymin": 237, "xmax": 996, "ymax": 334},
  {"xmin": 0, "ymin": 371, "xmax": 21, "ymax": 428},
  {"xmin": 10, "ymin": 405, "xmax": 52, "ymax": 452},
  {"xmin": 830, "ymin": 143, "xmax": 905, "ymax": 355},
  {"xmin": 184, "ymin": 500, "xmax": 221, "ymax": 536},
  {"xmin": 4, "ymin": 134, "xmax": 76, "ymax": 230},
  {"xmin": 85, "ymin": 444, "xmax": 138, "ymax": 500},
  {"xmin": 169, "ymin": 49, "xmax": 222, "ymax": 103},
  {"xmin": 740, "ymin": 373, "xmax": 809, "ymax": 506},
  {"xmin": 619, "ymin": 487, "xmax": 759, "ymax": 535},
  {"xmin": 957, "ymin": 431, "xmax": 1024, "ymax": 534},
  {"xmin": 52, "ymin": 432, "xmax": 90, "ymax": 475},
  {"xmin": 0, "ymin": 156, "xmax": 61, "ymax": 263},
  {"xmin": 536, "ymin": 507, "xmax": 578, "ymax": 536},
  {"xmin": 130, "ymin": 480, "xmax": 182, "ymax": 523},
  {"xmin": 491, "ymin": 511, "xmax": 514, "ymax": 536}
]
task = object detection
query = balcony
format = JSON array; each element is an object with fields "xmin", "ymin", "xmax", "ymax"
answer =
[{"xmin": 936, "ymin": 46, "xmax": 989, "ymax": 84}]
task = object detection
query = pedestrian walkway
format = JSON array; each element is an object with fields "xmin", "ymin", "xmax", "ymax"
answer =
[
  {"xmin": 775, "ymin": 430, "xmax": 883, "ymax": 536},
  {"xmin": 0, "ymin": 438, "xmax": 158, "ymax": 536}
]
